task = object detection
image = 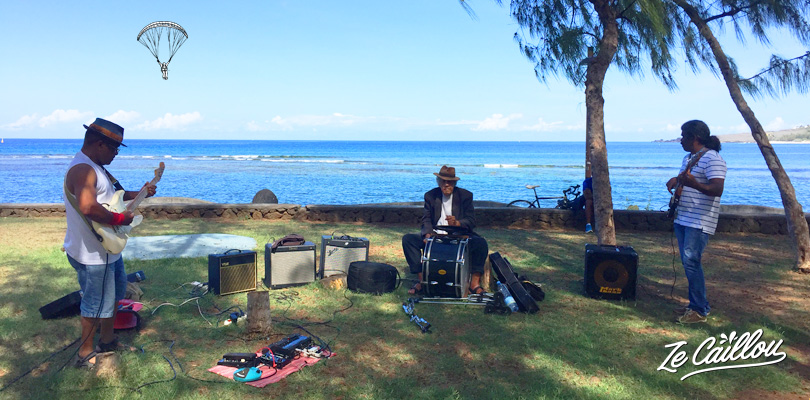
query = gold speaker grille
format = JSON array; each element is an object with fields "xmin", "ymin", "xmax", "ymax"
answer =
[{"xmin": 220, "ymin": 262, "xmax": 257, "ymax": 295}]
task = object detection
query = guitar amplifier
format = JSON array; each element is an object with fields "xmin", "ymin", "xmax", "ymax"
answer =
[
  {"xmin": 264, "ymin": 241, "xmax": 317, "ymax": 289},
  {"xmin": 584, "ymin": 244, "xmax": 638, "ymax": 300},
  {"xmin": 208, "ymin": 249, "xmax": 257, "ymax": 295},
  {"xmin": 320, "ymin": 235, "xmax": 369, "ymax": 278}
]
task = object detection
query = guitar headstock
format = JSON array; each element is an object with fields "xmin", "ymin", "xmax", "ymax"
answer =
[{"xmin": 153, "ymin": 162, "xmax": 165, "ymax": 184}]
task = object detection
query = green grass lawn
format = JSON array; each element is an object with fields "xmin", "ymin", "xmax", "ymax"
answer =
[{"xmin": 0, "ymin": 217, "xmax": 808, "ymax": 399}]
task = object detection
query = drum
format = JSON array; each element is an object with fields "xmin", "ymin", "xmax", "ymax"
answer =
[{"xmin": 421, "ymin": 237, "xmax": 470, "ymax": 298}]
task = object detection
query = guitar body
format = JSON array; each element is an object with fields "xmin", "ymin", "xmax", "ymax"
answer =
[
  {"xmin": 90, "ymin": 162, "xmax": 163, "ymax": 255},
  {"xmin": 667, "ymin": 189, "xmax": 682, "ymax": 219},
  {"xmin": 91, "ymin": 190, "xmax": 133, "ymax": 255},
  {"xmin": 667, "ymin": 149, "xmax": 708, "ymax": 221}
]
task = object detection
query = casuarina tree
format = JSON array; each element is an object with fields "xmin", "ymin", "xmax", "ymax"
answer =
[{"xmin": 462, "ymin": 0, "xmax": 679, "ymax": 245}]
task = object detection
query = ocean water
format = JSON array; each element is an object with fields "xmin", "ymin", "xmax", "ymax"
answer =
[{"xmin": 1, "ymin": 139, "xmax": 808, "ymax": 211}]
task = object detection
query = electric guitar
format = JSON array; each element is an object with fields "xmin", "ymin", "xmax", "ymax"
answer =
[
  {"xmin": 667, "ymin": 149, "xmax": 708, "ymax": 219},
  {"xmin": 92, "ymin": 162, "xmax": 165, "ymax": 254}
]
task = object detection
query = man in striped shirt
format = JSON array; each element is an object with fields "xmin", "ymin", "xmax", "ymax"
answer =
[{"xmin": 666, "ymin": 120, "xmax": 726, "ymax": 324}]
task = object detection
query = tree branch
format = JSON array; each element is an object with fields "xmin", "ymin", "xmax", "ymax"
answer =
[
  {"xmin": 704, "ymin": 0, "xmax": 764, "ymax": 23},
  {"xmin": 617, "ymin": 0, "xmax": 638, "ymax": 19},
  {"xmin": 739, "ymin": 51, "xmax": 810, "ymax": 82}
]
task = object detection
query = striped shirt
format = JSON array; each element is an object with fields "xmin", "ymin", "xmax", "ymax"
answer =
[{"xmin": 674, "ymin": 149, "xmax": 726, "ymax": 235}]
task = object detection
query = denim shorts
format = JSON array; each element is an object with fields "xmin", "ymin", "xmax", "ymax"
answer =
[{"xmin": 67, "ymin": 254, "xmax": 126, "ymax": 319}]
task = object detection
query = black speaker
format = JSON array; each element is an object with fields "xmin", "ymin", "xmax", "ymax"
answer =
[
  {"xmin": 39, "ymin": 290, "xmax": 82, "ymax": 319},
  {"xmin": 584, "ymin": 244, "xmax": 638, "ymax": 300},
  {"xmin": 347, "ymin": 261, "xmax": 398, "ymax": 295},
  {"xmin": 208, "ymin": 250, "xmax": 257, "ymax": 295},
  {"xmin": 320, "ymin": 235, "xmax": 369, "ymax": 278},
  {"xmin": 264, "ymin": 241, "xmax": 317, "ymax": 289}
]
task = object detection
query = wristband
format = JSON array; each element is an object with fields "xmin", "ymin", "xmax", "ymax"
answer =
[{"xmin": 110, "ymin": 212, "xmax": 127, "ymax": 226}]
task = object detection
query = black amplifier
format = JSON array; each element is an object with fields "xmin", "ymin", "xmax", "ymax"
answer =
[
  {"xmin": 584, "ymin": 244, "xmax": 638, "ymax": 300},
  {"xmin": 320, "ymin": 235, "xmax": 369, "ymax": 278},
  {"xmin": 264, "ymin": 241, "xmax": 317, "ymax": 289},
  {"xmin": 208, "ymin": 249, "xmax": 257, "ymax": 295}
]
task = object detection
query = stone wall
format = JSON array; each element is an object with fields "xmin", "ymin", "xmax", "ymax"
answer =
[{"xmin": 1, "ymin": 203, "xmax": 807, "ymax": 235}]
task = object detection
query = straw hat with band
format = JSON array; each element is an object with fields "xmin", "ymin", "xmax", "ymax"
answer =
[{"xmin": 84, "ymin": 118, "xmax": 127, "ymax": 147}]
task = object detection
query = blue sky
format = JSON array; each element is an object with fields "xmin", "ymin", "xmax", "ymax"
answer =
[{"xmin": 0, "ymin": 1, "xmax": 807, "ymax": 141}]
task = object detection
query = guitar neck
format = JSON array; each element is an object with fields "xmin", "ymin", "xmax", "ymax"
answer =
[{"xmin": 124, "ymin": 165, "xmax": 163, "ymax": 214}]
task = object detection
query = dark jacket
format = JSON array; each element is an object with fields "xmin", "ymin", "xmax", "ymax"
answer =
[{"xmin": 420, "ymin": 187, "xmax": 476, "ymax": 237}]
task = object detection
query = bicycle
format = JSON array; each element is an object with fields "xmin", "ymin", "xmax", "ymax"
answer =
[{"xmin": 507, "ymin": 184, "xmax": 581, "ymax": 209}]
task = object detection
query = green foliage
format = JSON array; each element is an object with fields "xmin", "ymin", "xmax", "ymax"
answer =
[
  {"xmin": 739, "ymin": 51, "xmax": 810, "ymax": 98},
  {"xmin": 676, "ymin": 0, "xmax": 810, "ymax": 98},
  {"xmin": 505, "ymin": 0, "xmax": 680, "ymax": 88}
]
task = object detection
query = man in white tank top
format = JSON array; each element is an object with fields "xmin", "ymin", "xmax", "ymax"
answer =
[{"xmin": 63, "ymin": 118, "xmax": 157, "ymax": 368}]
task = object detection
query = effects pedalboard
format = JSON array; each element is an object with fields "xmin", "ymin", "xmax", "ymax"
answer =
[{"xmin": 217, "ymin": 334, "xmax": 315, "ymax": 370}]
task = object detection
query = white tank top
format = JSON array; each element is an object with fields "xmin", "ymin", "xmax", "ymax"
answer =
[{"xmin": 63, "ymin": 151, "xmax": 121, "ymax": 265}]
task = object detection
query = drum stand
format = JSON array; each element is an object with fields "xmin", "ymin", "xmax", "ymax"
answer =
[{"xmin": 412, "ymin": 293, "xmax": 495, "ymax": 306}]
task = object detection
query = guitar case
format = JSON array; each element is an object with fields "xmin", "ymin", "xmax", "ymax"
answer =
[
  {"xmin": 39, "ymin": 290, "xmax": 82, "ymax": 319},
  {"xmin": 488, "ymin": 252, "xmax": 539, "ymax": 313}
]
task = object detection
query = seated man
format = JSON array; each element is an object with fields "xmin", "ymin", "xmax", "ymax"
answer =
[
  {"xmin": 569, "ymin": 176, "xmax": 594, "ymax": 233},
  {"xmin": 402, "ymin": 165, "xmax": 489, "ymax": 295}
]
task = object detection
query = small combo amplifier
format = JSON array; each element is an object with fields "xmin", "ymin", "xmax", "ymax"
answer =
[
  {"xmin": 208, "ymin": 249, "xmax": 257, "ymax": 295},
  {"xmin": 264, "ymin": 241, "xmax": 317, "ymax": 289},
  {"xmin": 320, "ymin": 235, "xmax": 369, "ymax": 278},
  {"xmin": 584, "ymin": 244, "xmax": 638, "ymax": 300}
]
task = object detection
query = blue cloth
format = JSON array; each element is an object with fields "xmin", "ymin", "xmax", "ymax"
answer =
[
  {"xmin": 582, "ymin": 177, "xmax": 592, "ymax": 191},
  {"xmin": 674, "ymin": 223, "xmax": 710, "ymax": 316},
  {"xmin": 67, "ymin": 254, "xmax": 127, "ymax": 319}
]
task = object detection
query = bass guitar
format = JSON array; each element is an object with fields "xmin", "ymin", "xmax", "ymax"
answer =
[
  {"xmin": 667, "ymin": 149, "xmax": 707, "ymax": 219},
  {"xmin": 92, "ymin": 162, "xmax": 165, "ymax": 254}
]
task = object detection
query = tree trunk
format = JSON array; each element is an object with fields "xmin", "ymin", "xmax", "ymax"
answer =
[
  {"xmin": 675, "ymin": 0, "xmax": 810, "ymax": 272},
  {"xmin": 246, "ymin": 291, "xmax": 273, "ymax": 334},
  {"xmin": 585, "ymin": 0, "xmax": 620, "ymax": 246}
]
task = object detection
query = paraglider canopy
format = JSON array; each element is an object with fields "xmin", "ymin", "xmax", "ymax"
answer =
[{"xmin": 137, "ymin": 21, "xmax": 188, "ymax": 80}]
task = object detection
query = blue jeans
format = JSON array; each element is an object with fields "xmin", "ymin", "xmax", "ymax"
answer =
[
  {"xmin": 674, "ymin": 223, "xmax": 710, "ymax": 316},
  {"xmin": 67, "ymin": 254, "xmax": 126, "ymax": 319}
]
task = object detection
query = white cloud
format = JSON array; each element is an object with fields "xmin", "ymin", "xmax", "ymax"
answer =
[
  {"xmin": 524, "ymin": 117, "xmax": 564, "ymax": 132},
  {"xmin": 38, "ymin": 109, "xmax": 94, "ymax": 128},
  {"xmin": 136, "ymin": 112, "xmax": 202, "ymax": 131},
  {"xmin": 473, "ymin": 113, "xmax": 523, "ymax": 131},
  {"xmin": 1, "ymin": 114, "xmax": 39, "ymax": 130},
  {"xmin": 246, "ymin": 113, "xmax": 401, "ymax": 131},
  {"xmin": 713, "ymin": 123, "xmax": 749, "ymax": 134},
  {"xmin": 764, "ymin": 117, "xmax": 785, "ymax": 131},
  {"xmin": 104, "ymin": 110, "xmax": 141, "ymax": 124}
]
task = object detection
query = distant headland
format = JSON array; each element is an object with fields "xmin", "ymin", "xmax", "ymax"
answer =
[{"xmin": 654, "ymin": 125, "xmax": 810, "ymax": 143}]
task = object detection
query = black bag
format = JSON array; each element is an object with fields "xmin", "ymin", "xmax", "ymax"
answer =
[
  {"xmin": 271, "ymin": 234, "xmax": 306, "ymax": 251},
  {"xmin": 347, "ymin": 261, "xmax": 399, "ymax": 295},
  {"xmin": 520, "ymin": 277, "xmax": 545, "ymax": 302}
]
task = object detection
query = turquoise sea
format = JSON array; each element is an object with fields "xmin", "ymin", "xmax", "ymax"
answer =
[{"xmin": 1, "ymin": 139, "xmax": 808, "ymax": 211}]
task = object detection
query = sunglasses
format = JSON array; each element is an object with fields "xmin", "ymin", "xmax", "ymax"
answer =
[{"xmin": 104, "ymin": 141, "xmax": 120, "ymax": 154}]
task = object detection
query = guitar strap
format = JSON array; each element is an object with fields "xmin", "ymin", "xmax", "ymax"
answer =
[
  {"xmin": 101, "ymin": 166, "xmax": 126, "ymax": 192},
  {"xmin": 63, "ymin": 177, "xmax": 104, "ymax": 243}
]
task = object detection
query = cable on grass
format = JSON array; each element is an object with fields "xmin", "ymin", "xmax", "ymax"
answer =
[{"xmin": 0, "ymin": 337, "xmax": 79, "ymax": 393}]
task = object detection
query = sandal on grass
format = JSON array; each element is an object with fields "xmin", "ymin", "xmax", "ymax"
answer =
[
  {"xmin": 469, "ymin": 286, "xmax": 486, "ymax": 295},
  {"xmin": 408, "ymin": 282, "xmax": 423, "ymax": 295},
  {"xmin": 73, "ymin": 351, "xmax": 97, "ymax": 369},
  {"xmin": 95, "ymin": 337, "xmax": 136, "ymax": 353}
]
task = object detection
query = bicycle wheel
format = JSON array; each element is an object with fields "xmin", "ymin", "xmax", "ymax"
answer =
[{"xmin": 507, "ymin": 200, "xmax": 535, "ymax": 208}]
